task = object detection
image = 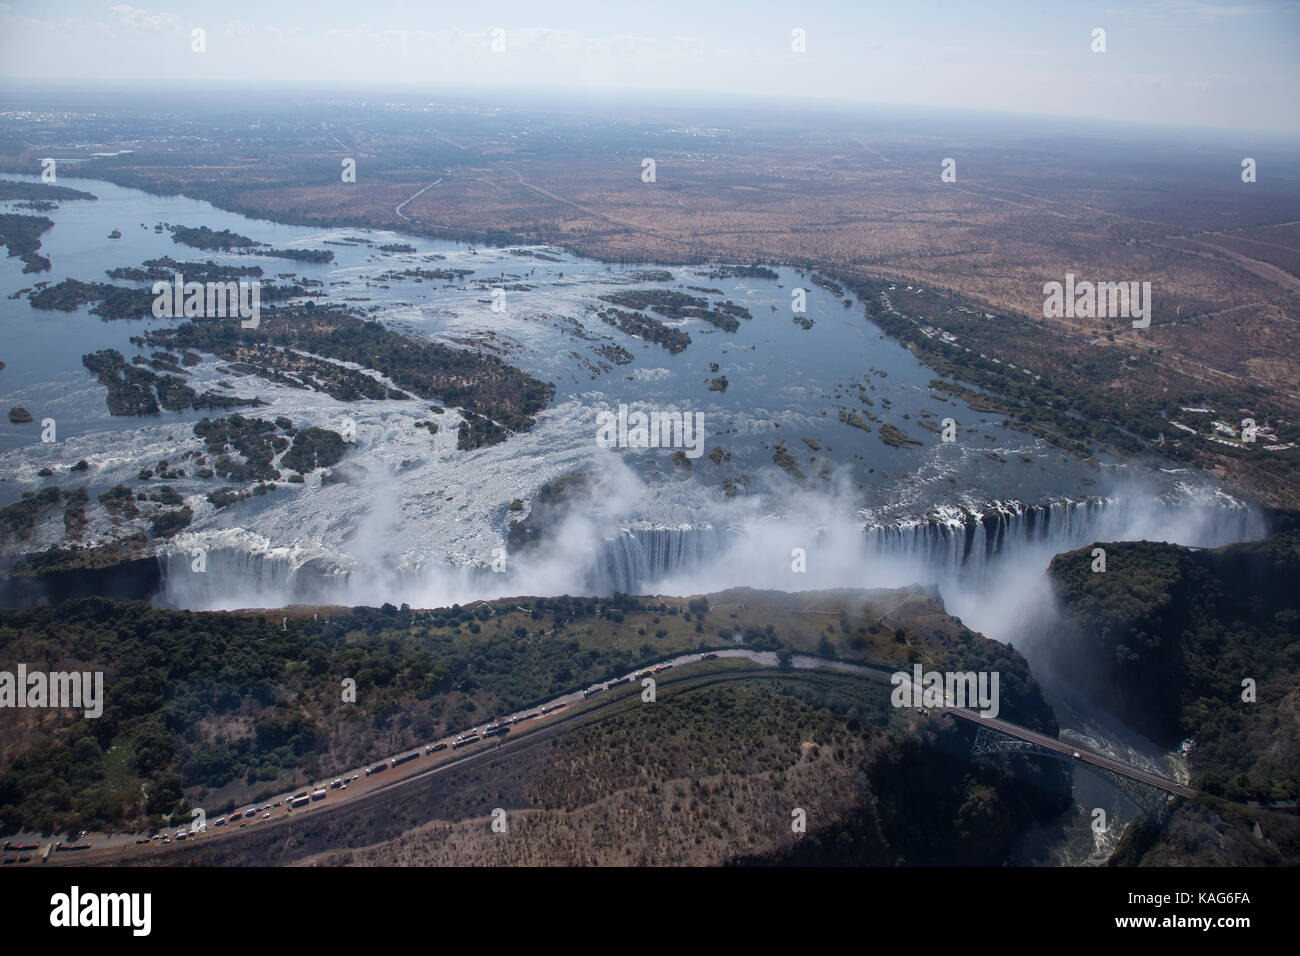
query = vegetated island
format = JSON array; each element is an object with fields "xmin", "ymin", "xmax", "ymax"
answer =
[{"xmin": 0, "ymin": 213, "xmax": 55, "ymax": 273}]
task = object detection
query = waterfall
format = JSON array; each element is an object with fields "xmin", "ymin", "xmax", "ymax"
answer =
[
  {"xmin": 861, "ymin": 497, "xmax": 1262, "ymax": 582},
  {"xmin": 585, "ymin": 526, "xmax": 728, "ymax": 593},
  {"xmin": 586, "ymin": 496, "xmax": 1266, "ymax": 596},
  {"xmin": 150, "ymin": 495, "xmax": 1266, "ymax": 610},
  {"xmin": 155, "ymin": 549, "xmax": 351, "ymax": 610}
]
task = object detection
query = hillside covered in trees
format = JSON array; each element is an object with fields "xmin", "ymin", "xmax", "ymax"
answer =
[
  {"xmin": 1045, "ymin": 524, "xmax": 1300, "ymax": 864},
  {"xmin": 0, "ymin": 587, "xmax": 1060, "ymax": 863}
]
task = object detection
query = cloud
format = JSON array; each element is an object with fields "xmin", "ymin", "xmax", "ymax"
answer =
[
  {"xmin": 108, "ymin": 4, "xmax": 183, "ymax": 33},
  {"xmin": 223, "ymin": 20, "xmax": 258, "ymax": 40}
]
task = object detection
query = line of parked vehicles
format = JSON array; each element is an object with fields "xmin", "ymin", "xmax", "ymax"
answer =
[
  {"xmin": 3, "ymin": 831, "xmax": 94, "ymax": 862},
  {"xmin": 8, "ymin": 659, "xmax": 697, "ymax": 861},
  {"xmin": 586, "ymin": 661, "xmax": 675, "ymax": 698},
  {"xmin": 197, "ymin": 699, "xmax": 581, "ymax": 829},
  {"xmin": 163, "ymin": 708, "xmax": 548, "ymax": 836},
  {"xmin": 2, "ymin": 839, "xmax": 40, "ymax": 863}
]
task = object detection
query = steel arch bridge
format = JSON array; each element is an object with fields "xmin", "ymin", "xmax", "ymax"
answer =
[{"xmin": 969, "ymin": 725, "xmax": 1180, "ymax": 824}]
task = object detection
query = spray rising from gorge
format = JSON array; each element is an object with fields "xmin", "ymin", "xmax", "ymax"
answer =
[{"xmin": 157, "ymin": 450, "xmax": 1265, "ymax": 653}]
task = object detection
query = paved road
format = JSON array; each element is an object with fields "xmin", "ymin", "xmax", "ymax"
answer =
[
  {"xmin": 22, "ymin": 649, "xmax": 1196, "ymax": 865},
  {"xmin": 394, "ymin": 178, "xmax": 442, "ymax": 221},
  {"xmin": 946, "ymin": 708, "xmax": 1196, "ymax": 798}
]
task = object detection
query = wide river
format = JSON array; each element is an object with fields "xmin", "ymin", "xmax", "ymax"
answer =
[{"xmin": 0, "ymin": 172, "xmax": 1264, "ymax": 863}]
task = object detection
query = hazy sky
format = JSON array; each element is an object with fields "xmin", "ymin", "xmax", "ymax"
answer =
[{"xmin": 1, "ymin": 1, "xmax": 1297, "ymax": 133}]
